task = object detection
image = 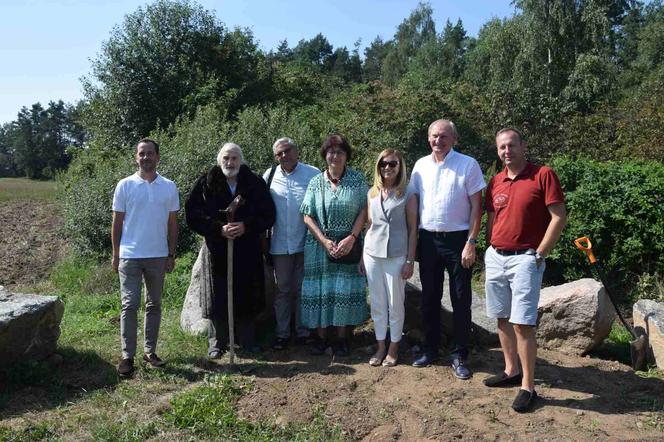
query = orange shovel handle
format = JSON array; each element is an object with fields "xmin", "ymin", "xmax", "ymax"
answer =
[{"xmin": 574, "ymin": 236, "xmax": 597, "ymax": 264}]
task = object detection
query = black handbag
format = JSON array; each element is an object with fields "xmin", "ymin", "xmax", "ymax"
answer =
[{"xmin": 320, "ymin": 176, "xmax": 362, "ymax": 264}]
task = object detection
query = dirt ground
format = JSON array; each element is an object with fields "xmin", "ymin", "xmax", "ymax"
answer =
[
  {"xmin": 0, "ymin": 200, "xmax": 65, "ymax": 288},
  {"xmin": 231, "ymin": 337, "xmax": 664, "ymax": 441},
  {"xmin": 3, "ymin": 198, "xmax": 664, "ymax": 440}
]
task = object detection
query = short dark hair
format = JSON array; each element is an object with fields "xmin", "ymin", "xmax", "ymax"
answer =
[
  {"xmin": 319, "ymin": 133, "xmax": 352, "ymax": 161},
  {"xmin": 137, "ymin": 137, "xmax": 160, "ymax": 155},
  {"xmin": 495, "ymin": 127, "xmax": 523, "ymax": 144}
]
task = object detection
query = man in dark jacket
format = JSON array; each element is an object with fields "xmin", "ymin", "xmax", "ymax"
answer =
[{"xmin": 185, "ymin": 142, "xmax": 276, "ymax": 358}]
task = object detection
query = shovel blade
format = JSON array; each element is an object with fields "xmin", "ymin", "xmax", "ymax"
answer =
[{"xmin": 630, "ymin": 334, "xmax": 649, "ymax": 371}]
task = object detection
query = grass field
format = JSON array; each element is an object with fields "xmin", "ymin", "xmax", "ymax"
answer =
[
  {"xmin": 0, "ymin": 254, "xmax": 343, "ymax": 441},
  {"xmin": 0, "ymin": 178, "xmax": 56, "ymax": 202}
]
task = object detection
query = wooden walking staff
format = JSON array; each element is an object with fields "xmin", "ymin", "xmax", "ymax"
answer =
[{"xmin": 222, "ymin": 195, "xmax": 245, "ymax": 364}]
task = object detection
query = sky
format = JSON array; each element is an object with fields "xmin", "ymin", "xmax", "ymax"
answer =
[{"xmin": 0, "ymin": 0, "xmax": 517, "ymax": 126}]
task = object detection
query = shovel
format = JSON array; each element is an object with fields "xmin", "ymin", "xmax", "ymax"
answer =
[
  {"xmin": 222, "ymin": 195, "xmax": 245, "ymax": 365},
  {"xmin": 574, "ymin": 236, "xmax": 648, "ymax": 371}
]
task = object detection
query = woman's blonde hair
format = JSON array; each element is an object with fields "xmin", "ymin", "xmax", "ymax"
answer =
[{"xmin": 369, "ymin": 149, "xmax": 407, "ymax": 198}]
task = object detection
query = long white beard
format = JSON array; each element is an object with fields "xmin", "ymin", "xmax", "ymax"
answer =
[{"xmin": 222, "ymin": 166, "xmax": 238, "ymax": 178}]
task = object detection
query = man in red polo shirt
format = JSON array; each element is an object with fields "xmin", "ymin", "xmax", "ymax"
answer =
[{"xmin": 483, "ymin": 128, "xmax": 566, "ymax": 412}]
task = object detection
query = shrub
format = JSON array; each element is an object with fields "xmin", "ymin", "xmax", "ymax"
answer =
[{"xmin": 548, "ymin": 156, "xmax": 664, "ymax": 298}]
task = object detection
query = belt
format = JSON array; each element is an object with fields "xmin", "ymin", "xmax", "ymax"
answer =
[
  {"xmin": 493, "ymin": 247, "xmax": 534, "ymax": 256},
  {"xmin": 421, "ymin": 229, "xmax": 467, "ymax": 239}
]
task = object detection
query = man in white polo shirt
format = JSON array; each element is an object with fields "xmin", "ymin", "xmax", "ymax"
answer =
[
  {"xmin": 111, "ymin": 138, "xmax": 179, "ymax": 377},
  {"xmin": 263, "ymin": 137, "xmax": 320, "ymax": 350},
  {"xmin": 408, "ymin": 119, "xmax": 485, "ymax": 379}
]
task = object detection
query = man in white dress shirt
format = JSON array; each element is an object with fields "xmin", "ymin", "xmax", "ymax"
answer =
[
  {"xmin": 263, "ymin": 137, "xmax": 320, "ymax": 350},
  {"xmin": 408, "ymin": 119, "xmax": 485, "ymax": 379}
]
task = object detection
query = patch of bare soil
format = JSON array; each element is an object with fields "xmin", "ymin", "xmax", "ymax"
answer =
[
  {"xmin": 236, "ymin": 340, "xmax": 664, "ymax": 440},
  {"xmin": 0, "ymin": 200, "xmax": 65, "ymax": 287}
]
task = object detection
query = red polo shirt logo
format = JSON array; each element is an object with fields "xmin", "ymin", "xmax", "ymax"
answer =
[{"xmin": 493, "ymin": 193, "xmax": 508, "ymax": 209}]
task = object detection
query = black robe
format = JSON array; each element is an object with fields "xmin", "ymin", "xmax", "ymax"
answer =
[{"xmin": 185, "ymin": 164, "xmax": 276, "ymax": 320}]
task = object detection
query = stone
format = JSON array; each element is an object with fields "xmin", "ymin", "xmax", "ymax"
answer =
[
  {"xmin": 0, "ymin": 285, "xmax": 64, "ymax": 367},
  {"xmin": 180, "ymin": 245, "xmax": 277, "ymax": 336},
  {"xmin": 536, "ymin": 278, "xmax": 613, "ymax": 355},
  {"xmin": 180, "ymin": 246, "xmax": 211, "ymax": 336},
  {"xmin": 406, "ymin": 262, "xmax": 498, "ymax": 346},
  {"xmin": 633, "ymin": 299, "xmax": 664, "ymax": 368}
]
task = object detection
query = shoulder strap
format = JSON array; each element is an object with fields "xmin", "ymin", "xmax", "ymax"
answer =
[
  {"xmin": 266, "ymin": 164, "xmax": 277, "ymax": 189},
  {"xmin": 265, "ymin": 164, "xmax": 278, "ymax": 240}
]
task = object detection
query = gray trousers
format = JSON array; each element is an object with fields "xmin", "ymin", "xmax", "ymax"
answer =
[
  {"xmin": 119, "ymin": 257, "xmax": 167, "ymax": 359},
  {"xmin": 272, "ymin": 253, "xmax": 308, "ymax": 339}
]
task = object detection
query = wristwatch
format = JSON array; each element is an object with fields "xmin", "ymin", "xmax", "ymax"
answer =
[
  {"xmin": 405, "ymin": 259, "xmax": 414, "ymax": 264},
  {"xmin": 467, "ymin": 238, "xmax": 478, "ymax": 245}
]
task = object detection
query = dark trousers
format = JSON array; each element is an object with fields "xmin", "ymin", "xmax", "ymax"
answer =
[{"xmin": 418, "ymin": 229, "xmax": 472, "ymax": 360}]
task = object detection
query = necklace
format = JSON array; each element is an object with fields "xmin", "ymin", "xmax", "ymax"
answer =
[{"xmin": 326, "ymin": 169, "xmax": 345, "ymax": 184}]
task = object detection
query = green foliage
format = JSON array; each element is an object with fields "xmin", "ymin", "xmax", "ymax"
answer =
[
  {"xmin": 549, "ymin": 156, "xmax": 664, "ymax": 293},
  {"xmin": 1, "ymin": 101, "xmax": 83, "ymax": 179},
  {"xmin": 58, "ymin": 148, "xmax": 133, "ymax": 257},
  {"xmin": 83, "ymin": 0, "xmax": 265, "ymax": 148},
  {"xmin": 632, "ymin": 272, "xmax": 664, "ymax": 302}
]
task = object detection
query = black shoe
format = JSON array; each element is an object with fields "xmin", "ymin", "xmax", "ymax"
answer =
[
  {"xmin": 271, "ymin": 337, "xmax": 289, "ymax": 350},
  {"xmin": 294, "ymin": 335, "xmax": 313, "ymax": 346},
  {"xmin": 143, "ymin": 353, "xmax": 166, "ymax": 368},
  {"xmin": 208, "ymin": 349, "xmax": 224, "ymax": 359},
  {"xmin": 483, "ymin": 371, "xmax": 523, "ymax": 387},
  {"xmin": 412, "ymin": 353, "xmax": 438, "ymax": 367},
  {"xmin": 117, "ymin": 358, "xmax": 134, "ymax": 377},
  {"xmin": 451, "ymin": 358, "xmax": 471, "ymax": 380},
  {"xmin": 512, "ymin": 389, "xmax": 538, "ymax": 413},
  {"xmin": 333, "ymin": 339, "xmax": 350, "ymax": 357},
  {"xmin": 310, "ymin": 338, "xmax": 328, "ymax": 356}
]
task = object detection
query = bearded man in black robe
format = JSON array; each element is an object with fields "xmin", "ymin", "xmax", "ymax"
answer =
[{"xmin": 186, "ymin": 142, "xmax": 275, "ymax": 358}]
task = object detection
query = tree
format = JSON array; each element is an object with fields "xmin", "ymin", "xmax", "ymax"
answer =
[
  {"xmin": 363, "ymin": 36, "xmax": 392, "ymax": 81},
  {"xmin": 381, "ymin": 2, "xmax": 437, "ymax": 85},
  {"xmin": 83, "ymin": 0, "xmax": 263, "ymax": 148}
]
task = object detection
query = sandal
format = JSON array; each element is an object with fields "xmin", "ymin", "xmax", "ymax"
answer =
[
  {"xmin": 382, "ymin": 356, "xmax": 398, "ymax": 367},
  {"xmin": 369, "ymin": 350, "xmax": 386, "ymax": 366}
]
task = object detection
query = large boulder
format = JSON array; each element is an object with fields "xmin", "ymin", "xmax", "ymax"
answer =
[
  {"xmin": 0, "ymin": 286, "xmax": 64, "ymax": 367},
  {"xmin": 633, "ymin": 299, "xmax": 664, "ymax": 368},
  {"xmin": 407, "ymin": 262, "xmax": 498, "ymax": 345},
  {"xmin": 536, "ymin": 278, "xmax": 614, "ymax": 355},
  {"xmin": 180, "ymin": 245, "xmax": 277, "ymax": 336},
  {"xmin": 180, "ymin": 246, "xmax": 211, "ymax": 336}
]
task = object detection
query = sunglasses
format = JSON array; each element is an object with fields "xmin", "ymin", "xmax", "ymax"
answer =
[{"xmin": 379, "ymin": 160, "xmax": 399, "ymax": 169}]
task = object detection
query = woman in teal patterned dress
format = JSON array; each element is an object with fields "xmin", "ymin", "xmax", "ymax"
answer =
[{"xmin": 300, "ymin": 134, "xmax": 368, "ymax": 356}]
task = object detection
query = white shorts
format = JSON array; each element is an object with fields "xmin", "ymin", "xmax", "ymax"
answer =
[{"xmin": 484, "ymin": 246, "xmax": 545, "ymax": 326}]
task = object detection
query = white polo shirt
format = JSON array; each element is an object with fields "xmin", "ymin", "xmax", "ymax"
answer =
[
  {"xmin": 264, "ymin": 162, "xmax": 320, "ymax": 255},
  {"xmin": 112, "ymin": 172, "xmax": 180, "ymax": 258},
  {"xmin": 408, "ymin": 149, "xmax": 486, "ymax": 232}
]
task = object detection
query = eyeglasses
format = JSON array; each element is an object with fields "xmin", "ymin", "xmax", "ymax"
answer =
[
  {"xmin": 327, "ymin": 149, "xmax": 346, "ymax": 157},
  {"xmin": 379, "ymin": 160, "xmax": 399, "ymax": 169},
  {"xmin": 275, "ymin": 147, "xmax": 292, "ymax": 157}
]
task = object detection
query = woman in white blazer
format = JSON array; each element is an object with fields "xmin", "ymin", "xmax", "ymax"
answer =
[{"xmin": 361, "ymin": 149, "xmax": 417, "ymax": 367}]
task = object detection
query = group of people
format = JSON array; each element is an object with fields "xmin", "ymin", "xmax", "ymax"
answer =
[{"xmin": 110, "ymin": 118, "xmax": 566, "ymax": 413}]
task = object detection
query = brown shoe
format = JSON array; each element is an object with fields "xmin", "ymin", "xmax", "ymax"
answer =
[
  {"xmin": 143, "ymin": 353, "xmax": 166, "ymax": 368},
  {"xmin": 117, "ymin": 358, "xmax": 134, "ymax": 377}
]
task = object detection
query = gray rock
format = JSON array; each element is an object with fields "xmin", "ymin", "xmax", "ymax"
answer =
[
  {"xmin": 406, "ymin": 262, "xmax": 498, "ymax": 345},
  {"xmin": 536, "ymin": 278, "xmax": 613, "ymax": 355},
  {"xmin": 0, "ymin": 286, "xmax": 64, "ymax": 367},
  {"xmin": 633, "ymin": 299, "xmax": 664, "ymax": 368},
  {"xmin": 180, "ymin": 247, "xmax": 211, "ymax": 336},
  {"xmin": 180, "ymin": 246, "xmax": 277, "ymax": 336}
]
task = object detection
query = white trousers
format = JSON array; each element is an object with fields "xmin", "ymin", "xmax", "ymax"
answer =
[{"xmin": 364, "ymin": 254, "xmax": 406, "ymax": 342}]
